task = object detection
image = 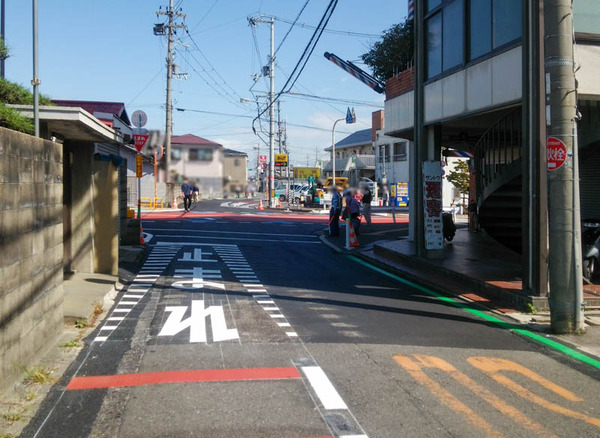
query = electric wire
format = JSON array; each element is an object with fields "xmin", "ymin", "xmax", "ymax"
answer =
[{"xmin": 273, "ymin": 0, "xmax": 311, "ymax": 58}]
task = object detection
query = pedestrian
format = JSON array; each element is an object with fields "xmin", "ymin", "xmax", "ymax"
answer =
[
  {"xmin": 192, "ymin": 183, "xmax": 200, "ymax": 203},
  {"xmin": 361, "ymin": 186, "xmax": 372, "ymax": 225},
  {"xmin": 181, "ymin": 178, "xmax": 193, "ymax": 212},
  {"xmin": 344, "ymin": 189, "xmax": 361, "ymax": 235},
  {"xmin": 329, "ymin": 186, "xmax": 342, "ymax": 237}
]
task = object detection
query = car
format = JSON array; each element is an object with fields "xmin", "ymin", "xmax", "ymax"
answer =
[
  {"xmin": 274, "ymin": 183, "xmax": 302, "ymax": 202},
  {"xmin": 293, "ymin": 185, "xmax": 309, "ymax": 203}
]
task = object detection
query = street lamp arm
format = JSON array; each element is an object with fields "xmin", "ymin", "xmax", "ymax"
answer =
[{"xmin": 331, "ymin": 117, "xmax": 345, "ymax": 189}]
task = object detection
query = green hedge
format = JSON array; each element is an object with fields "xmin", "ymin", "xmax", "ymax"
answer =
[{"xmin": 0, "ymin": 78, "xmax": 52, "ymax": 134}]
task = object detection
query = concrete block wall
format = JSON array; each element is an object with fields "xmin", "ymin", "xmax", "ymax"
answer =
[{"xmin": 0, "ymin": 127, "xmax": 64, "ymax": 392}]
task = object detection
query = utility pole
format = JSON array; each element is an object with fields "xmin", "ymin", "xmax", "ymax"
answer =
[
  {"xmin": 32, "ymin": 0, "xmax": 39, "ymax": 137},
  {"xmin": 1, "ymin": 0, "xmax": 6, "ymax": 79},
  {"xmin": 156, "ymin": 2, "xmax": 186, "ymax": 183},
  {"xmin": 268, "ymin": 18, "xmax": 275, "ymax": 207},
  {"xmin": 546, "ymin": 0, "xmax": 584, "ymax": 333}
]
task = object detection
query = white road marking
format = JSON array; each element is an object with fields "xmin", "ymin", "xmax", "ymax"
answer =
[
  {"xmin": 112, "ymin": 309, "xmax": 131, "ymax": 313},
  {"xmin": 93, "ymin": 336, "xmax": 108, "ymax": 342},
  {"xmin": 302, "ymin": 366, "xmax": 348, "ymax": 410},
  {"xmin": 100, "ymin": 326, "xmax": 119, "ymax": 330},
  {"xmin": 270, "ymin": 314, "xmax": 286, "ymax": 319},
  {"xmin": 178, "ymin": 248, "xmax": 216, "ymax": 263},
  {"xmin": 107, "ymin": 317, "xmax": 125, "ymax": 321},
  {"xmin": 256, "ymin": 300, "xmax": 274, "ymax": 304},
  {"xmin": 286, "ymin": 332, "xmax": 298, "ymax": 337},
  {"xmin": 252, "ymin": 294, "xmax": 270, "ymax": 298},
  {"xmin": 277, "ymin": 322, "xmax": 291, "ymax": 327},
  {"xmin": 263, "ymin": 307, "xmax": 279, "ymax": 311},
  {"xmin": 158, "ymin": 301, "xmax": 239, "ymax": 343},
  {"xmin": 119, "ymin": 301, "xmax": 139, "ymax": 305}
]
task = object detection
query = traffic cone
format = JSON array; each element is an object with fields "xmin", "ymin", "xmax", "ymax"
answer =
[
  {"xmin": 348, "ymin": 221, "xmax": 359, "ymax": 248},
  {"xmin": 139, "ymin": 226, "xmax": 146, "ymax": 245},
  {"xmin": 258, "ymin": 199, "xmax": 264, "ymax": 210}
]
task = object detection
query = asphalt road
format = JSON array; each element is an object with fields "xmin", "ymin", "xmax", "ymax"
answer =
[{"xmin": 23, "ymin": 199, "xmax": 600, "ymax": 437}]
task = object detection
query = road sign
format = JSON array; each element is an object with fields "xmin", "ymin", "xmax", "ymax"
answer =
[
  {"xmin": 136, "ymin": 154, "xmax": 143, "ymax": 178},
  {"xmin": 259, "ymin": 155, "xmax": 267, "ymax": 164},
  {"xmin": 294, "ymin": 167, "xmax": 321, "ymax": 179},
  {"xmin": 346, "ymin": 107, "xmax": 356, "ymax": 124},
  {"xmin": 131, "ymin": 110, "xmax": 148, "ymax": 128},
  {"xmin": 547, "ymin": 137, "xmax": 567, "ymax": 171},
  {"xmin": 275, "ymin": 153, "xmax": 288, "ymax": 167},
  {"xmin": 133, "ymin": 134, "xmax": 150, "ymax": 153},
  {"xmin": 261, "ymin": 163, "xmax": 267, "ymax": 170}
]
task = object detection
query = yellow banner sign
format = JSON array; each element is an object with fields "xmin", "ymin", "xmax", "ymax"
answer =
[{"xmin": 294, "ymin": 167, "xmax": 321, "ymax": 179}]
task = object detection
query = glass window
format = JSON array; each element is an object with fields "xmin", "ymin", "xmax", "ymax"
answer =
[
  {"xmin": 171, "ymin": 148, "xmax": 181, "ymax": 160},
  {"xmin": 393, "ymin": 143, "xmax": 407, "ymax": 161},
  {"xmin": 469, "ymin": 0, "xmax": 492, "ymax": 60},
  {"xmin": 189, "ymin": 148, "xmax": 213, "ymax": 161},
  {"xmin": 426, "ymin": 13, "xmax": 443, "ymax": 79},
  {"xmin": 493, "ymin": 0, "xmax": 521, "ymax": 48},
  {"xmin": 427, "ymin": 0, "xmax": 442, "ymax": 12},
  {"xmin": 442, "ymin": 0, "xmax": 464, "ymax": 70}
]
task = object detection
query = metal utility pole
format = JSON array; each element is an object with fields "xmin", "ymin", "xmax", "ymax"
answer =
[
  {"xmin": 546, "ymin": 0, "xmax": 584, "ymax": 333},
  {"xmin": 156, "ymin": 1, "xmax": 186, "ymax": 183},
  {"xmin": 332, "ymin": 118, "xmax": 344, "ymax": 187},
  {"xmin": 32, "ymin": 0, "xmax": 40, "ymax": 137}
]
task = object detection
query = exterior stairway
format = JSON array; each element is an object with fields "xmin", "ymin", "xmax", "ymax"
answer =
[{"xmin": 474, "ymin": 108, "xmax": 523, "ymax": 253}]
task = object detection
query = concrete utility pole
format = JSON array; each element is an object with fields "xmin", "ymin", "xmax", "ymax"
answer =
[
  {"xmin": 546, "ymin": 0, "xmax": 584, "ymax": 333},
  {"xmin": 268, "ymin": 18, "xmax": 275, "ymax": 207},
  {"xmin": 32, "ymin": 0, "xmax": 39, "ymax": 137},
  {"xmin": 1, "ymin": 0, "xmax": 6, "ymax": 79},
  {"xmin": 156, "ymin": 1, "xmax": 186, "ymax": 183}
]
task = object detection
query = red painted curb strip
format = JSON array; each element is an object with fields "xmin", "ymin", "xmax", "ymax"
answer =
[{"xmin": 66, "ymin": 367, "xmax": 302, "ymax": 390}]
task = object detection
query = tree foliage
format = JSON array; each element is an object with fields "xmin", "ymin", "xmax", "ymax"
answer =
[
  {"xmin": 446, "ymin": 160, "xmax": 470, "ymax": 196},
  {"xmin": 361, "ymin": 21, "xmax": 414, "ymax": 82},
  {"xmin": 0, "ymin": 37, "xmax": 8, "ymax": 61}
]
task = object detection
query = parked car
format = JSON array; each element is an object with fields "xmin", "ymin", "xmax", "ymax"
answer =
[
  {"xmin": 293, "ymin": 185, "xmax": 309, "ymax": 203},
  {"xmin": 274, "ymin": 183, "xmax": 302, "ymax": 202},
  {"xmin": 582, "ymin": 219, "xmax": 600, "ymax": 280}
]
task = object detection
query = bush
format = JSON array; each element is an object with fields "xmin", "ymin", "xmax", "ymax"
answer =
[{"xmin": 0, "ymin": 104, "xmax": 33, "ymax": 134}]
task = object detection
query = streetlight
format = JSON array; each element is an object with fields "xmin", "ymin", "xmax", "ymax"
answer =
[{"xmin": 332, "ymin": 108, "xmax": 356, "ymax": 190}]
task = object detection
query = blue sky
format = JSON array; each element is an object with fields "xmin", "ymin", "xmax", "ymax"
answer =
[{"xmin": 4, "ymin": 1, "xmax": 408, "ymax": 165}]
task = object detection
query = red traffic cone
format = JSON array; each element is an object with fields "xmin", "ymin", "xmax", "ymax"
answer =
[
  {"xmin": 348, "ymin": 221, "xmax": 359, "ymax": 248},
  {"xmin": 258, "ymin": 199, "xmax": 264, "ymax": 210},
  {"xmin": 140, "ymin": 226, "xmax": 145, "ymax": 245}
]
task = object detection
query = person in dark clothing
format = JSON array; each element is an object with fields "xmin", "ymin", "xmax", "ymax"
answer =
[
  {"xmin": 361, "ymin": 187, "xmax": 372, "ymax": 225},
  {"xmin": 344, "ymin": 190, "xmax": 361, "ymax": 235},
  {"xmin": 181, "ymin": 178, "xmax": 193, "ymax": 212},
  {"xmin": 329, "ymin": 187, "xmax": 342, "ymax": 236}
]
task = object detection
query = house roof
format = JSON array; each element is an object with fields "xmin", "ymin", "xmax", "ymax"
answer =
[
  {"xmin": 172, "ymin": 134, "xmax": 223, "ymax": 147},
  {"xmin": 224, "ymin": 148, "xmax": 248, "ymax": 156},
  {"xmin": 52, "ymin": 100, "xmax": 131, "ymax": 125},
  {"xmin": 324, "ymin": 128, "xmax": 372, "ymax": 151}
]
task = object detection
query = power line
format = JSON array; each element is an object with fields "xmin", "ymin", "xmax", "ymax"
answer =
[
  {"xmin": 251, "ymin": 0, "xmax": 339, "ymax": 132},
  {"xmin": 273, "ymin": 0, "xmax": 311, "ymax": 57},
  {"xmin": 189, "ymin": 0, "xmax": 220, "ymax": 33},
  {"xmin": 273, "ymin": 15, "xmax": 381, "ymax": 38}
]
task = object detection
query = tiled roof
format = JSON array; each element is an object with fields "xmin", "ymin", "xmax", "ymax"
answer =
[
  {"xmin": 172, "ymin": 134, "xmax": 223, "ymax": 147},
  {"xmin": 224, "ymin": 148, "xmax": 248, "ymax": 156},
  {"xmin": 324, "ymin": 128, "xmax": 372, "ymax": 151},
  {"xmin": 52, "ymin": 100, "xmax": 131, "ymax": 125}
]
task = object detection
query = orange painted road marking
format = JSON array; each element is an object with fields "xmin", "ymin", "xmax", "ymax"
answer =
[
  {"xmin": 394, "ymin": 354, "xmax": 503, "ymax": 438},
  {"xmin": 411, "ymin": 355, "xmax": 555, "ymax": 438},
  {"xmin": 468, "ymin": 357, "xmax": 600, "ymax": 429},
  {"xmin": 66, "ymin": 367, "xmax": 301, "ymax": 390}
]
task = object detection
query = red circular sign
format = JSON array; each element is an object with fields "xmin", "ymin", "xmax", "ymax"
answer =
[{"xmin": 546, "ymin": 137, "xmax": 567, "ymax": 171}]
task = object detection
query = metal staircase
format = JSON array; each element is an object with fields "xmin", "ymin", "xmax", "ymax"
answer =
[{"xmin": 474, "ymin": 108, "xmax": 523, "ymax": 253}]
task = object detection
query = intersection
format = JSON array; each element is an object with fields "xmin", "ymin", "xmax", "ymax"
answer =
[{"xmin": 22, "ymin": 202, "xmax": 600, "ymax": 437}]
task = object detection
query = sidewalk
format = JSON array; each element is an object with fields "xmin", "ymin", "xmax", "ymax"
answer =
[{"xmin": 320, "ymin": 220, "xmax": 600, "ymax": 359}]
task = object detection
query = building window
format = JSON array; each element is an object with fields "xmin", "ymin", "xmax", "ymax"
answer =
[
  {"xmin": 234, "ymin": 158, "xmax": 240, "ymax": 167},
  {"xmin": 443, "ymin": 0, "xmax": 464, "ymax": 71},
  {"xmin": 427, "ymin": 0, "xmax": 442, "ymax": 12},
  {"xmin": 426, "ymin": 12, "xmax": 443, "ymax": 79},
  {"xmin": 189, "ymin": 148, "xmax": 213, "ymax": 161},
  {"xmin": 469, "ymin": 0, "xmax": 492, "ymax": 60},
  {"xmin": 171, "ymin": 148, "xmax": 181, "ymax": 160},
  {"xmin": 393, "ymin": 143, "xmax": 407, "ymax": 162},
  {"xmin": 493, "ymin": 0, "xmax": 521, "ymax": 49},
  {"xmin": 378, "ymin": 144, "xmax": 389, "ymax": 163}
]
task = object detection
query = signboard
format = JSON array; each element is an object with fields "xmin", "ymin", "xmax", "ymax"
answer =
[
  {"xmin": 136, "ymin": 154, "xmax": 143, "ymax": 178},
  {"xmin": 259, "ymin": 155, "xmax": 267, "ymax": 164},
  {"xmin": 131, "ymin": 110, "xmax": 147, "ymax": 128},
  {"xmin": 294, "ymin": 167, "xmax": 321, "ymax": 179},
  {"xmin": 261, "ymin": 163, "xmax": 267, "ymax": 170},
  {"xmin": 547, "ymin": 137, "xmax": 567, "ymax": 171},
  {"xmin": 275, "ymin": 153, "xmax": 288, "ymax": 167},
  {"xmin": 346, "ymin": 107, "xmax": 356, "ymax": 124},
  {"xmin": 133, "ymin": 134, "xmax": 150, "ymax": 153},
  {"xmin": 423, "ymin": 161, "xmax": 444, "ymax": 250}
]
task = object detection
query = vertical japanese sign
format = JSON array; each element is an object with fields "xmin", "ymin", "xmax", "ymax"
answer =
[
  {"xmin": 136, "ymin": 154, "xmax": 143, "ymax": 178},
  {"xmin": 423, "ymin": 161, "xmax": 444, "ymax": 250}
]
